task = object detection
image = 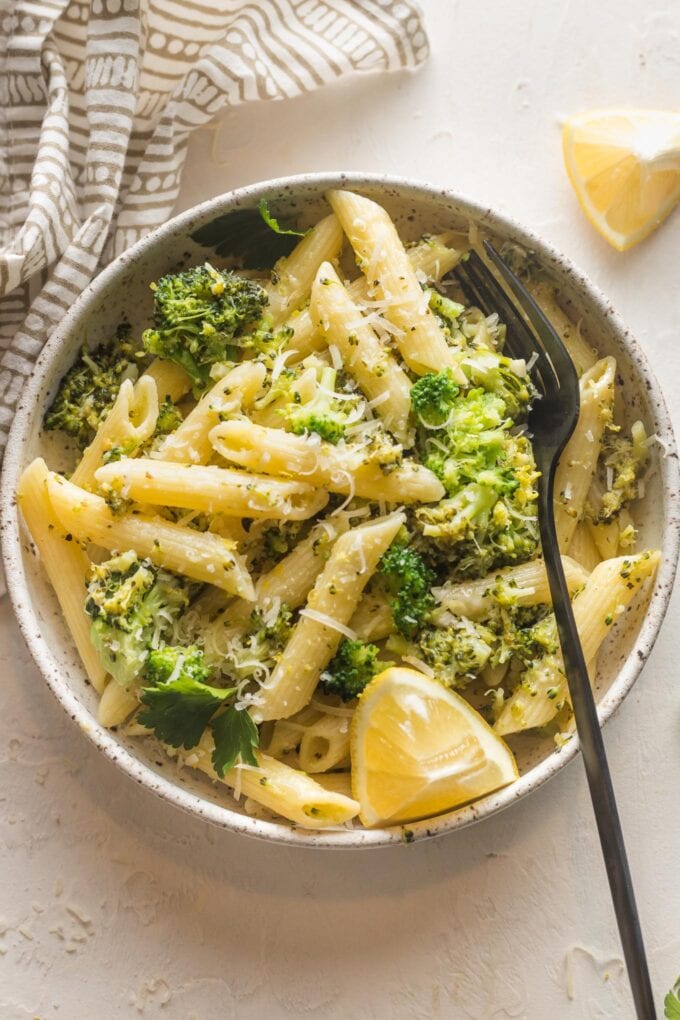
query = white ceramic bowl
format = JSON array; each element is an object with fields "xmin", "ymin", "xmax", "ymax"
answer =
[{"xmin": 2, "ymin": 173, "xmax": 678, "ymax": 849}]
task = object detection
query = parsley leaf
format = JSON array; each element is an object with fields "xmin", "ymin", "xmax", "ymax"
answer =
[
  {"xmin": 138, "ymin": 676, "xmax": 236, "ymax": 749},
  {"xmin": 258, "ymin": 198, "xmax": 308, "ymax": 238},
  {"xmin": 665, "ymin": 978, "xmax": 680, "ymax": 1019},
  {"xmin": 211, "ymin": 707, "xmax": 259, "ymax": 777}
]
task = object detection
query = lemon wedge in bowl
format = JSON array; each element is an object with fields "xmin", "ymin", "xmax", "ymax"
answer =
[
  {"xmin": 350, "ymin": 666, "xmax": 518, "ymax": 827},
  {"xmin": 562, "ymin": 108, "xmax": 680, "ymax": 251}
]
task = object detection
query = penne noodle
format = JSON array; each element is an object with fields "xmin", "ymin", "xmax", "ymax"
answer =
[
  {"xmin": 254, "ymin": 516, "xmax": 350, "ymax": 610},
  {"xmin": 17, "ymin": 458, "xmax": 107, "ymax": 693},
  {"xmin": 312, "ymin": 772, "xmax": 353, "ymax": 797},
  {"xmin": 45, "ymin": 472, "xmax": 255, "ymax": 598},
  {"xmin": 261, "ymin": 708, "xmax": 321, "ymax": 760},
  {"xmin": 253, "ymin": 513, "xmax": 405, "ymax": 722},
  {"xmin": 72, "ymin": 377, "xmax": 159, "ymax": 489},
  {"xmin": 202, "ymin": 515, "xmax": 351, "ymax": 651},
  {"xmin": 210, "ymin": 419, "xmax": 445, "ymax": 504},
  {"xmin": 152, "ymin": 361, "xmax": 265, "ymax": 465},
  {"xmin": 298, "ymin": 713, "xmax": 351, "ymax": 774},
  {"xmin": 432, "ymin": 556, "xmax": 590, "ymax": 621},
  {"xmin": 94, "ymin": 458, "xmax": 329, "ymax": 521},
  {"xmin": 494, "ymin": 551, "xmax": 660, "ymax": 735},
  {"xmin": 407, "ymin": 232, "xmax": 464, "ymax": 280},
  {"xmin": 286, "ymin": 232, "xmax": 462, "ymax": 362},
  {"xmin": 142, "ymin": 357, "xmax": 192, "ymax": 402},
  {"xmin": 310, "ymin": 262, "xmax": 413, "ymax": 445},
  {"xmin": 266, "ymin": 213, "xmax": 344, "ymax": 325},
  {"xmin": 554, "ymin": 357, "xmax": 616, "ymax": 552},
  {"xmin": 180, "ymin": 734, "xmax": 360, "ymax": 828},
  {"xmin": 527, "ymin": 281, "xmax": 598, "ymax": 375},
  {"xmin": 98, "ymin": 680, "xmax": 139, "ymax": 728},
  {"xmin": 349, "ymin": 589, "xmax": 395, "ymax": 642},
  {"xmin": 569, "ymin": 521, "xmax": 602, "ymax": 572},
  {"xmin": 326, "ymin": 189, "xmax": 466, "ymax": 380}
]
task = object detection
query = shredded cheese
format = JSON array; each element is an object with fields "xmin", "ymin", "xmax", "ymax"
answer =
[
  {"xmin": 402, "ymin": 655, "xmax": 435, "ymax": 677},
  {"xmin": 299, "ymin": 608, "xmax": 358, "ymax": 641}
]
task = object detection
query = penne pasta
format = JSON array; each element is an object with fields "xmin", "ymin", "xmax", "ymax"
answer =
[
  {"xmin": 143, "ymin": 357, "xmax": 192, "ymax": 402},
  {"xmin": 201, "ymin": 515, "xmax": 350, "ymax": 654},
  {"xmin": 98, "ymin": 680, "xmax": 139, "ymax": 728},
  {"xmin": 253, "ymin": 513, "xmax": 405, "ymax": 722},
  {"xmin": 432, "ymin": 556, "xmax": 590, "ymax": 621},
  {"xmin": 152, "ymin": 361, "xmax": 265, "ymax": 465},
  {"xmin": 17, "ymin": 458, "xmax": 107, "ymax": 693},
  {"xmin": 45, "ymin": 472, "xmax": 255, "ymax": 598},
  {"xmin": 94, "ymin": 458, "xmax": 329, "ymax": 521},
  {"xmin": 312, "ymin": 772, "xmax": 353, "ymax": 798},
  {"xmin": 286, "ymin": 232, "xmax": 462, "ymax": 362},
  {"xmin": 298, "ymin": 712, "xmax": 351, "ymax": 774},
  {"xmin": 180, "ymin": 734, "xmax": 360, "ymax": 828},
  {"xmin": 587, "ymin": 507, "xmax": 637, "ymax": 561},
  {"xmin": 569, "ymin": 521, "xmax": 602, "ymax": 572},
  {"xmin": 266, "ymin": 213, "xmax": 344, "ymax": 325},
  {"xmin": 527, "ymin": 281, "xmax": 598, "ymax": 376},
  {"xmin": 210, "ymin": 419, "xmax": 444, "ymax": 504},
  {"xmin": 326, "ymin": 189, "xmax": 466, "ymax": 380},
  {"xmin": 554, "ymin": 357, "xmax": 616, "ymax": 552},
  {"xmin": 494, "ymin": 551, "xmax": 660, "ymax": 735},
  {"xmin": 72, "ymin": 377, "xmax": 159, "ymax": 489},
  {"xmin": 310, "ymin": 262, "xmax": 413, "ymax": 444},
  {"xmin": 349, "ymin": 589, "xmax": 395, "ymax": 642}
]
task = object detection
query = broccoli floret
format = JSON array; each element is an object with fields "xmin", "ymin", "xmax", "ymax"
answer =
[
  {"xmin": 252, "ymin": 521, "xmax": 309, "ymax": 570},
  {"xmin": 379, "ymin": 543, "xmax": 436, "ymax": 638},
  {"xmin": 142, "ymin": 263, "xmax": 267, "ymax": 390},
  {"xmin": 44, "ymin": 328, "xmax": 140, "ymax": 449},
  {"xmin": 363, "ymin": 428, "xmax": 404, "ymax": 473},
  {"xmin": 484, "ymin": 602, "xmax": 557, "ymax": 668},
  {"xmin": 85, "ymin": 551, "xmax": 190, "ymax": 689},
  {"xmin": 590, "ymin": 421, "xmax": 649, "ymax": 521},
  {"xmin": 427, "ymin": 289, "xmax": 465, "ymax": 330},
  {"xmin": 460, "ymin": 349, "xmax": 535, "ymax": 421},
  {"xmin": 212, "ymin": 602, "xmax": 294, "ymax": 683},
  {"xmin": 414, "ymin": 386, "xmax": 539, "ymax": 578},
  {"xmin": 249, "ymin": 602, "xmax": 294, "ymax": 649},
  {"xmin": 398, "ymin": 618, "xmax": 494, "ymax": 687},
  {"xmin": 242, "ymin": 321, "xmax": 293, "ymax": 366},
  {"xmin": 284, "ymin": 366, "xmax": 358, "ymax": 444},
  {"xmin": 155, "ymin": 397, "xmax": 183, "ymax": 436},
  {"xmin": 281, "ymin": 369, "xmax": 358, "ymax": 444},
  {"xmin": 320, "ymin": 639, "xmax": 391, "ymax": 701},
  {"xmin": 145, "ymin": 645, "xmax": 210, "ymax": 686},
  {"xmin": 410, "ymin": 369, "xmax": 460, "ymax": 427}
]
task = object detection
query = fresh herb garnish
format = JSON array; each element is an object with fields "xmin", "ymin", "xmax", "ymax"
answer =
[
  {"xmin": 139, "ymin": 674, "xmax": 237, "ymax": 749},
  {"xmin": 258, "ymin": 198, "xmax": 308, "ymax": 238},
  {"xmin": 211, "ymin": 707, "xmax": 259, "ymax": 777}
]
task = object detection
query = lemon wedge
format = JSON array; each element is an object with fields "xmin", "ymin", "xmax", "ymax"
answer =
[
  {"xmin": 350, "ymin": 666, "xmax": 518, "ymax": 827},
  {"xmin": 562, "ymin": 108, "xmax": 680, "ymax": 250}
]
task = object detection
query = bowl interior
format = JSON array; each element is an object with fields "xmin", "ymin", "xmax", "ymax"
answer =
[{"xmin": 2, "ymin": 174, "xmax": 678, "ymax": 848}]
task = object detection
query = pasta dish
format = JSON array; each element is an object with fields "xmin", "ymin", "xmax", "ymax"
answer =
[{"xmin": 17, "ymin": 190, "xmax": 658, "ymax": 830}]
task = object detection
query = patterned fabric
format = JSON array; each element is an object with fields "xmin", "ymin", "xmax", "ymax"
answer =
[{"xmin": 0, "ymin": 0, "xmax": 428, "ymax": 454}]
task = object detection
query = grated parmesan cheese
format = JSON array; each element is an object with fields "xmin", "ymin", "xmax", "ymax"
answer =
[
  {"xmin": 402, "ymin": 655, "xmax": 435, "ymax": 677},
  {"xmin": 299, "ymin": 608, "xmax": 358, "ymax": 641}
]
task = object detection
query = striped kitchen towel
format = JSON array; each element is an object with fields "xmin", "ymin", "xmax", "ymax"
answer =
[{"xmin": 0, "ymin": 0, "xmax": 428, "ymax": 456}]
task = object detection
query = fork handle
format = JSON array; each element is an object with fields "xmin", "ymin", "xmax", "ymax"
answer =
[{"xmin": 537, "ymin": 460, "xmax": 657, "ymax": 1020}]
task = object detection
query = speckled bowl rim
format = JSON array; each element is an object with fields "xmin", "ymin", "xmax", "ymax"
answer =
[{"xmin": 2, "ymin": 172, "xmax": 678, "ymax": 849}]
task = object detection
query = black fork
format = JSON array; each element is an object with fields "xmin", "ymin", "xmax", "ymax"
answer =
[{"xmin": 455, "ymin": 243, "xmax": 657, "ymax": 1020}]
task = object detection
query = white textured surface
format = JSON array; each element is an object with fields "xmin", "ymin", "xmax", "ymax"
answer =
[{"xmin": 2, "ymin": 1, "xmax": 680, "ymax": 1016}]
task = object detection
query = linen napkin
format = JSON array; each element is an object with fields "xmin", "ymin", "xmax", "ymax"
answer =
[{"xmin": 0, "ymin": 0, "xmax": 429, "ymax": 459}]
